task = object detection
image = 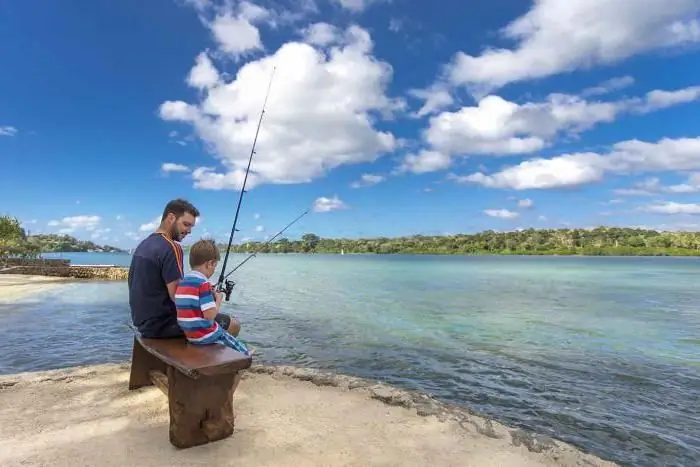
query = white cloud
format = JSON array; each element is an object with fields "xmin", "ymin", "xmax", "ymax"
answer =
[
  {"xmin": 90, "ymin": 228, "xmax": 112, "ymax": 240},
  {"xmin": 253, "ymin": 213, "xmax": 261, "ymax": 219},
  {"xmin": 581, "ymin": 76, "xmax": 635, "ymax": 97},
  {"xmin": 402, "ymin": 84, "xmax": 700, "ymax": 174},
  {"xmin": 397, "ymin": 150, "xmax": 451, "ymax": 174},
  {"xmin": 301, "ymin": 22, "xmax": 341, "ymax": 46},
  {"xmin": 160, "ymin": 24, "xmax": 402, "ymax": 190},
  {"xmin": 0, "ymin": 125, "xmax": 18, "ymax": 136},
  {"xmin": 641, "ymin": 201, "xmax": 700, "ymax": 215},
  {"xmin": 161, "ymin": 162, "xmax": 190, "ymax": 174},
  {"xmin": 350, "ymin": 173, "xmax": 386, "ymax": 188},
  {"xmin": 444, "ymin": 0, "xmax": 700, "ymax": 94},
  {"xmin": 47, "ymin": 215, "xmax": 101, "ymax": 234},
  {"xmin": 206, "ymin": 2, "xmax": 269, "ymax": 59},
  {"xmin": 451, "ymin": 153, "xmax": 605, "ymax": 190},
  {"xmin": 518, "ymin": 198, "xmax": 534, "ymax": 208},
  {"xmin": 187, "ymin": 51, "xmax": 220, "ymax": 89},
  {"xmin": 254, "ymin": 225, "xmax": 264, "ymax": 232},
  {"xmin": 454, "ymin": 136, "xmax": 700, "ymax": 190},
  {"xmin": 408, "ymin": 83, "xmax": 454, "ymax": 118},
  {"xmin": 313, "ymin": 195, "xmax": 347, "ymax": 212},
  {"xmin": 484, "ymin": 208, "xmax": 519, "ymax": 219},
  {"xmin": 615, "ymin": 173, "xmax": 700, "ymax": 195},
  {"xmin": 139, "ymin": 215, "xmax": 161, "ymax": 232},
  {"xmin": 331, "ymin": 0, "xmax": 383, "ymax": 13}
]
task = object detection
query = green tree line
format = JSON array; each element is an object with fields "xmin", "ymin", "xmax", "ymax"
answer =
[
  {"xmin": 0, "ymin": 215, "xmax": 124, "ymax": 260},
  {"xmin": 219, "ymin": 227, "xmax": 700, "ymax": 256}
]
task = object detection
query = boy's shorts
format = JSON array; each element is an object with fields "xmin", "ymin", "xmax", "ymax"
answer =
[{"xmin": 156, "ymin": 313, "xmax": 233, "ymax": 338}]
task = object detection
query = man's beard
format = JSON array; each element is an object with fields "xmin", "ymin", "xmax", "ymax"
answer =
[{"xmin": 170, "ymin": 224, "xmax": 182, "ymax": 241}]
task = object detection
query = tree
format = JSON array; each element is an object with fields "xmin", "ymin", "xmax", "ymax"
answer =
[
  {"xmin": 0, "ymin": 215, "xmax": 39, "ymax": 260},
  {"xmin": 301, "ymin": 233, "xmax": 320, "ymax": 252}
]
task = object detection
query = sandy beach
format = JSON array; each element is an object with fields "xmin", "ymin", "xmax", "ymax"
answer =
[
  {"xmin": 0, "ymin": 274, "xmax": 72, "ymax": 301},
  {"xmin": 0, "ymin": 362, "xmax": 616, "ymax": 467}
]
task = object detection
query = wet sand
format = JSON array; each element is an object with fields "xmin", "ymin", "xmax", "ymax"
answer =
[
  {"xmin": 0, "ymin": 362, "xmax": 616, "ymax": 466},
  {"xmin": 0, "ymin": 274, "xmax": 72, "ymax": 301}
]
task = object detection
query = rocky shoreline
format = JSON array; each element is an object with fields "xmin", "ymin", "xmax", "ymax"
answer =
[
  {"xmin": 245, "ymin": 364, "xmax": 604, "ymax": 461},
  {"xmin": 0, "ymin": 361, "xmax": 616, "ymax": 466},
  {"xmin": 0, "ymin": 264, "xmax": 128, "ymax": 281}
]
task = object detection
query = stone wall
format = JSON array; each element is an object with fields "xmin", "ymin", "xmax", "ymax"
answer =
[
  {"xmin": 0, "ymin": 258, "xmax": 71, "ymax": 268},
  {"xmin": 0, "ymin": 265, "xmax": 129, "ymax": 281}
]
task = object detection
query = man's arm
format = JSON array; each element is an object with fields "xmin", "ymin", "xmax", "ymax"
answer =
[{"xmin": 161, "ymin": 243, "xmax": 183, "ymax": 302}]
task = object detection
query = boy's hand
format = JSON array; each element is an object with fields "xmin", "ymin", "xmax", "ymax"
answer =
[{"xmin": 214, "ymin": 289, "xmax": 223, "ymax": 306}]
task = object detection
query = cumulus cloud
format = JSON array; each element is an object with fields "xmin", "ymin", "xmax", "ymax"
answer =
[
  {"xmin": 313, "ymin": 195, "xmax": 347, "ymax": 212},
  {"xmin": 402, "ymin": 85, "xmax": 700, "ymax": 173},
  {"xmin": 641, "ymin": 201, "xmax": 700, "ymax": 215},
  {"xmin": 331, "ymin": 0, "xmax": 385, "ymax": 13},
  {"xmin": 518, "ymin": 198, "xmax": 534, "ymax": 208},
  {"xmin": 581, "ymin": 76, "xmax": 636, "ymax": 97},
  {"xmin": 484, "ymin": 209, "xmax": 519, "ymax": 219},
  {"xmin": 453, "ymin": 137, "xmax": 700, "ymax": 190},
  {"xmin": 301, "ymin": 22, "xmax": 341, "ymax": 46},
  {"xmin": 350, "ymin": 173, "xmax": 386, "ymax": 188},
  {"xmin": 161, "ymin": 162, "xmax": 190, "ymax": 174},
  {"xmin": 139, "ymin": 215, "xmax": 161, "ymax": 232},
  {"xmin": 443, "ymin": 0, "xmax": 700, "ymax": 94},
  {"xmin": 0, "ymin": 125, "xmax": 18, "ymax": 136},
  {"xmin": 160, "ymin": 24, "xmax": 402, "ymax": 191},
  {"xmin": 615, "ymin": 173, "xmax": 700, "ymax": 195},
  {"xmin": 47, "ymin": 215, "xmax": 101, "ymax": 234}
]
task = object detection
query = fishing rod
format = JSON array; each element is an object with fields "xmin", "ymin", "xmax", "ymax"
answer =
[
  {"xmin": 216, "ymin": 66, "xmax": 276, "ymax": 301},
  {"xmin": 222, "ymin": 209, "xmax": 309, "ymax": 282}
]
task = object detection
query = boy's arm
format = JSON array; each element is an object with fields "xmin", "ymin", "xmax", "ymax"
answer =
[{"xmin": 199, "ymin": 281, "xmax": 220, "ymax": 321}]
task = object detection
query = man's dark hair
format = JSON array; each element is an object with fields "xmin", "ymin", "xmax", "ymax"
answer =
[
  {"xmin": 161, "ymin": 198, "xmax": 200, "ymax": 221},
  {"xmin": 189, "ymin": 238, "xmax": 221, "ymax": 268}
]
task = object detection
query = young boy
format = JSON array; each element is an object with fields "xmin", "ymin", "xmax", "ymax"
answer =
[{"xmin": 175, "ymin": 238, "xmax": 251, "ymax": 356}]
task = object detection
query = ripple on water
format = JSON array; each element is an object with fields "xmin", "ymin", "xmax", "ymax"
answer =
[{"xmin": 2, "ymin": 254, "xmax": 700, "ymax": 466}]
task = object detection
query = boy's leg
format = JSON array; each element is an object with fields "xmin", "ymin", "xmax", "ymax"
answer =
[{"xmin": 214, "ymin": 313, "xmax": 241, "ymax": 337}]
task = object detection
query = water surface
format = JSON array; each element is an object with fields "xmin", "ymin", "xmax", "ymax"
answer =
[{"xmin": 1, "ymin": 252, "xmax": 699, "ymax": 466}]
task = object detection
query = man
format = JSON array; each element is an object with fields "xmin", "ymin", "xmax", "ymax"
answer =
[{"xmin": 128, "ymin": 198, "xmax": 240, "ymax": 338}]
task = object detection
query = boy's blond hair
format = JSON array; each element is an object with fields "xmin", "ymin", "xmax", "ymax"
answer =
[{"xmin": 189, "ymin": 238, "xmax": 221, "ymax": 268}]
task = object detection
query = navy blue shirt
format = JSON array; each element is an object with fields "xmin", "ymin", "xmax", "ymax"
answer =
[{"xmin": 128, "ymin": 233, "xmax": 185, "ymax": 338}]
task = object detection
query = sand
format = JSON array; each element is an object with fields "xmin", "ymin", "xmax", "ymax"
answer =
[
  {"xmin": 0, "ymin": 362, "xmax": 617, "ymax": 467},
  {"xmin": 0, "ymin": 274, "xmax": 72, "ymax": 301}
]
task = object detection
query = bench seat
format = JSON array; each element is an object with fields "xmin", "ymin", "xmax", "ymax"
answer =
[{"xmin": 128, "ymin": 333, "xmax": 253, "ymax": 449}]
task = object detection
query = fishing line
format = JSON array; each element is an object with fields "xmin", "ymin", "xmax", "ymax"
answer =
[{"xmin": 215, "ymin": 66, "xmax": 276, "ymax": 301}]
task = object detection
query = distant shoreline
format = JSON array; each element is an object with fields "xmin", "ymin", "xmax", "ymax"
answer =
[{"xmin": 46, "ymin": 249, "xmax": 700, "ymax": 257}]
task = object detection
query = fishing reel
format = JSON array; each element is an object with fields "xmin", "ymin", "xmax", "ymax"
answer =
[{"xmin": 216, "ymin": 279, "xmax": 236, "ymax": 302}]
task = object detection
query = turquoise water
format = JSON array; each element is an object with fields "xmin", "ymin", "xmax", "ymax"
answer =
[{"xmin": 2, "ymin": 252, "xmax": 699, "ymax": 466}]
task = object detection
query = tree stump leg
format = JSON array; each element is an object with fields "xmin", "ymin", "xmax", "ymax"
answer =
[
  {"xmin": 167, "ymin": 366, "xmax": 237, "ymax": 449},
  {"xmin": 128, "ymin": 337, "xmax": 167, "ymax": 390}
]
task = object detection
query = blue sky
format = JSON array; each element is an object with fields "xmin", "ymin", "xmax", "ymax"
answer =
[{"xmin": 2, "ymin": 0, "xmax": 700, "ymax": 248}]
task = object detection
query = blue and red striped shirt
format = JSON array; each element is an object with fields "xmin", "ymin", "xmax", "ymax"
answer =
[
  {"xmin": 174, "ymin": 270, "xmax": 251, "ymax": 356},
  {"xmin": 175, "ymin": 271, "xmax": 220, "ymax": 343}
]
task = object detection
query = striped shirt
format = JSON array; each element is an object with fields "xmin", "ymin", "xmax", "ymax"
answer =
[
  {"xmin": 175, "ymin": 271, "xmax": 220, "ymax": 343},
  {"xmin": 174, "ymin": 270, "xmax": 251, "ymax": 356}
]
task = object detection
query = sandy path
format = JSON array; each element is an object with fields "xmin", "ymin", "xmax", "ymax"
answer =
[
  {"xmin": 0, "ymin": 274, "xmax": 72, "ymax": 301},
  {"xmin": 0, "ymin": 363, "xmax": 616, "ymax": 467}
]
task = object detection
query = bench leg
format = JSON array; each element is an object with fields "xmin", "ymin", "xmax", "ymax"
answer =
[
  {"xmin": 128, "ymin": 337, "xmax": 167, "ymax": 390},
  {"xmin": 167, "ymin": 366, "xmax": 237, "ymax": 449}
]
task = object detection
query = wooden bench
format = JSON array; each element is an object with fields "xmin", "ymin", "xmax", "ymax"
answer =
[{"xmin": 127, "ymin": 332, "xmax": 252, "ymax": 449}]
